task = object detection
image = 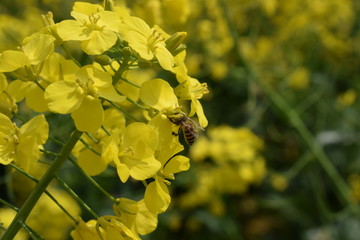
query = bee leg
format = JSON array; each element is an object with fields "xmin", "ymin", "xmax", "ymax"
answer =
[{"xmin": 172, "ymin": 128, "xmax": 181, "ymax": 136}]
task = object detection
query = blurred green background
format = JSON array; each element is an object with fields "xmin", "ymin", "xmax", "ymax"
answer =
[{"xmin": 2, "ymin": 0, "xmax": 360, "ymax": 239}]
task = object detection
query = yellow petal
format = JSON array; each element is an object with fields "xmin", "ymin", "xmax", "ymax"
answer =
[
  {"xmin": 25, "ymin": 83, "xmax": 49, "ymax": 112},
  {"xmin": 45, "ymin": 81, "xmax": 84, "ymax": 114},
  {"xmin": 0, "ymin": 113, "xmax": 16, "ymax": 165},
  {"xmin": 136, "ymin": 200, "xmax": 158, "ymax": 235},
  {"xmin": 78, "ymin": 65, "xmax": 111, "ymax": 88},
  {"xmin": 80, "ymin": 30, "xmax": 118, "ymax": 55},
  {"xmin": 148, "ymin": 114, "xmax": 183, "ymax": 160},
  {"xmin": 72, "ymin": 2, "xmax": 104, "ymax": 15},
  {"xmin": 123, "ymin": 122, "xmax": 157, "ymax": 158},
  {"xmin": 71, "ymin": 96, "xmax": 104, "ymax": 133},
  {"xmin": 116, "ymin": 161, "xmax": 130, "ymax": 183},
  {"xmin": 97, "ymin": 11, "xmax": 122, "ymax": 32},
  {"xmin": 0, "ymin": 113, "xmax": 13, "ymax": 132},
  {"xmin": 19, "ymin": 114, "xmax": 49, "ymax": 145},
  {"xmin": 98, "ymin": 85, "xmax": 126, "ymax": 103},
  {"xmin": 103, "ymin": 109, "xmax": 126, "ymax": 131},
  {"xmin": 194, "ymin": 100, "xmax": 208, "ymax": 128},
  {"xmin": 163, "ymin": 155, "xmax": 190, "ymax": 176},
  {"xmin": 119, "ymin": 17, "xmax": 153, "ymax": 60},
  {"xmin": 0, "ymin": 93, "xmax": 17, "ymax": 118},
  {"xmin": 71, "ymin": 219, "xmax": 104, "ymax": 240},
  {"xmin": 139, "ymin": 78, "xmax": 178, "ymax": 112},
  {"xmin": 7, "ymin": 80, "xmax": 32, "ymax": 102},
  {"xmin": 154, "ymin": 46, "xmax": 175, "ymax": 71},
  {"xmin": 101, "ymin": 132, "xmax": 121, "ymax": 165},
  {"xmin": 0, "ymin": 73, "xmax": 7, "ymax": 92},
  {"xmin": 122, "ymin": 156, "xmax": 161, "ymax": 180},
  {"xmin": 0, "ymin": 50, "xmax": 30, "ymax": 72},
  {"xmin": 16, "ymin": 136, "xmax": 40, "ymax": 173},
  {"xmin": 124, "ymin": 16, "xmax": 151, "ymax": 36},
  {"xmin": 144, "ymin": 178, "xmax": 170, "ymax": 214},
  {"xmin": 78, "ymin": 149, "xmax": 107, "ymax": 176},
  {"xmin": 22, "ymin": 34, "xmax": 55, "ymax": 65},
  {"xmin": 56, "ymin": 20, "xmax": 90, "ymax": 41}
]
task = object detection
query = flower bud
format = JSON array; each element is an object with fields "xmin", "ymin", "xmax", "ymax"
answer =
[
  {"xmin": 94, "ymin": 55, "xmax": 111, "ymax": 66},
  {"xmin": 165, "ymin": 32, "xmax": 187, "ymax": 54}
]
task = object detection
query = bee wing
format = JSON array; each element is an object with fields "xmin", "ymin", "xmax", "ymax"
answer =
[{"xmin": 186, "ymin": 117, "xmax": 204, "ymax": 131}]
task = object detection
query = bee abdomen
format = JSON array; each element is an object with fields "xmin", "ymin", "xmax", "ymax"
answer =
[{"xmin": 183, "ymin": 127, "xmax": 197, "ymax": 145}]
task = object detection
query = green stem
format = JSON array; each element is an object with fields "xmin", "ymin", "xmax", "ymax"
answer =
[
  {"xmin": 33, "ymin": 79, "xmax": 45, "ymax": 91},
  {"xmin": 9, "ymin": 162, "xmax": 78, "ymax": 224},
  {"xmin": 55, "ymin": 176, "xmax": 99, "ymax": 219},
  {"xmin": 49, "ymin": 137, "xmax": 65, "ymax": 146},
  {"xmin": 119, "ymin": 77, "xmax": 141, "ymax": 88},
  {"xmin": 142, "ymin": 180, "xmax": 148, "ymax": 188},
  {"xmin": 0, "ymin": 198, "xmax": 18, "ymax": 211},
  {"xmin": 101, "ymin": 125, "xmax": 111, "ymax": 136},
  {"xmin": 79, "ymin": 137, "xmax": 101, "ymax": 156},
  {"xmin": 115, "ymin": 88, "xmax": 149, "ymax": 110},
  {"xmin": 69, "ymin": 156, "xmax": 117, "ymax": 203},
  {"xmin": 284, "ymin": 151, "xmax": 313, "ymax": 180},
  {"xmin": 112, "ymin": 58, "xmax": 129, "ymax": 85},
  {"xmin": 40, "ymin": 149, "xmax": 60, "ymax": 157},
  {"xmin": 106, "ymin": 100, "xmax": 142, "ymax": 122},
  {"xmin": 2, "ymin": 130, "xmax": 82, "ymax": 240},
  {"xmin": 19, "ymin": 221, "xmax": 45, "ymax": 240},
  {"xmin": 13, "ymin": 113, "xmax": 26, "ymax": 123},
  {"xmin": 219, "ymin": 0, "xmax": 360, "ymax": 216},
  {"xmin": 85, "ymin": 132, "xmax": 100, "ymax": 144},
  {"xmin": 260, "ymin": 81, "xmax": 357, "ymax": 209}
]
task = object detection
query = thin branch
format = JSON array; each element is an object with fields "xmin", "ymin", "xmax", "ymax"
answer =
[{"xmin": 55, "ymin": 176, "xmax": 99, "ymax": 219}]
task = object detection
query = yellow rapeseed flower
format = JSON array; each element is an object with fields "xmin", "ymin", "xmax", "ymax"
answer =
[
  {"xmin": 71, "ymin": 219, "xmax": 105, "ymax": 240},
  {"xmin": 102, "ymin": 122, "xmax": 161, "ymax": 183},
  {"xmin": 0, "ymin": 113, "xmax": 48, "ymax": 171},
  {"xmin": 0, "ymin": 33, "xmax": 55, "ymax": 73},
  {"xmin": 0, "ymin": 73, "xmax": 17, "ymax": 117},
  {"xmin": 7, "ymin": 52, "xmax": 79, "ymax": 113},
  {"xmin": 174, "ymin": 76, "xmax": 209, "ymax": 127},
  {"xmin": 44, "ymin": 65, "xmax": 125, "ymax": 132},
  {"xmin": 97, "ymin": 216, "xmax": 141, "ymax": 240},
  {"xmin": 56, "ymin": 2, "xmax": 123, "ymax": 55},
  {"xmin": 119, "ymin": 16, "xmax": 175, "ymax": 71},
  {"xmin": 113, "ymin": 198, "xmax": 158, "ymax": 235},
  {"xmin": 73, "ymin": 108, "xmax": 126, "ymax": 176},
  {"xmin": 144, "ymin": 138, "xmax": 189, "ymax": 213}
]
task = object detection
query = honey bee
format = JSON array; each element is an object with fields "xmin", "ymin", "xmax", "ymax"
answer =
[{"xmin": 167, "ymin": 112, "xmax": 204, "ymax": 145}]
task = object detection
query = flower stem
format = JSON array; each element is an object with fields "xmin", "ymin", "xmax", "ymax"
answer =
[
  {"xmin": 55, "ymin": 176, "xmax": 99, "ymax": 219},
  {"xmin": 106, "ymin": 100, "xmax": 142, "ymax": 122},
  {"xmin": 115, "ymin": 88, "xmax": 149, "ymax": 110},
  {"xmin": 1, "ymin": 130, "xmax": 82, "ymax": 240},
  {"xmin": 79, "ymin": 137, "xmax": 101, "ymax": 156},
  {"xmin": 0, "ymin": 198, "xmax": 18, "ymax": 211},
  {"xmin": 9, "ymin": 163, "xmax": 78, "ymax": 223},
  {"xmin": 19, "ymin": 221, "xmax": 45, "ymax": 240},
  {"xmin": 69, "ymin": 156, "xmax": 118, "ymax": 203}
]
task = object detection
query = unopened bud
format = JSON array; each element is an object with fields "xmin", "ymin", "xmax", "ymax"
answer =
[
  {"xmin": 94, "ymin": 55, "xmax": 111, "ymax": 66},
  {"xmin": 165, "ymin": 32, "xmax": 187, "ymax": 54},
  {"xmin": 172, "ymin": 44, "xmax": 186, "ymax": 56},
  {"xmin": 41, "ymin": 12, "xmax": 55, "ymax": 26},
  {"xmin": 122, "ymin": 46, "xmax": 133, "ymax": 59}
]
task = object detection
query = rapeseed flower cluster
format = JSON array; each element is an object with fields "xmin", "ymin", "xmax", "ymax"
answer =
[
  {"xmin": 179, "ymin": 126, "xmax": 266, "ymax": 213},
  {"xmin": 0, "ymin": 1, "xmax": 208, "ymax": 239}
]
